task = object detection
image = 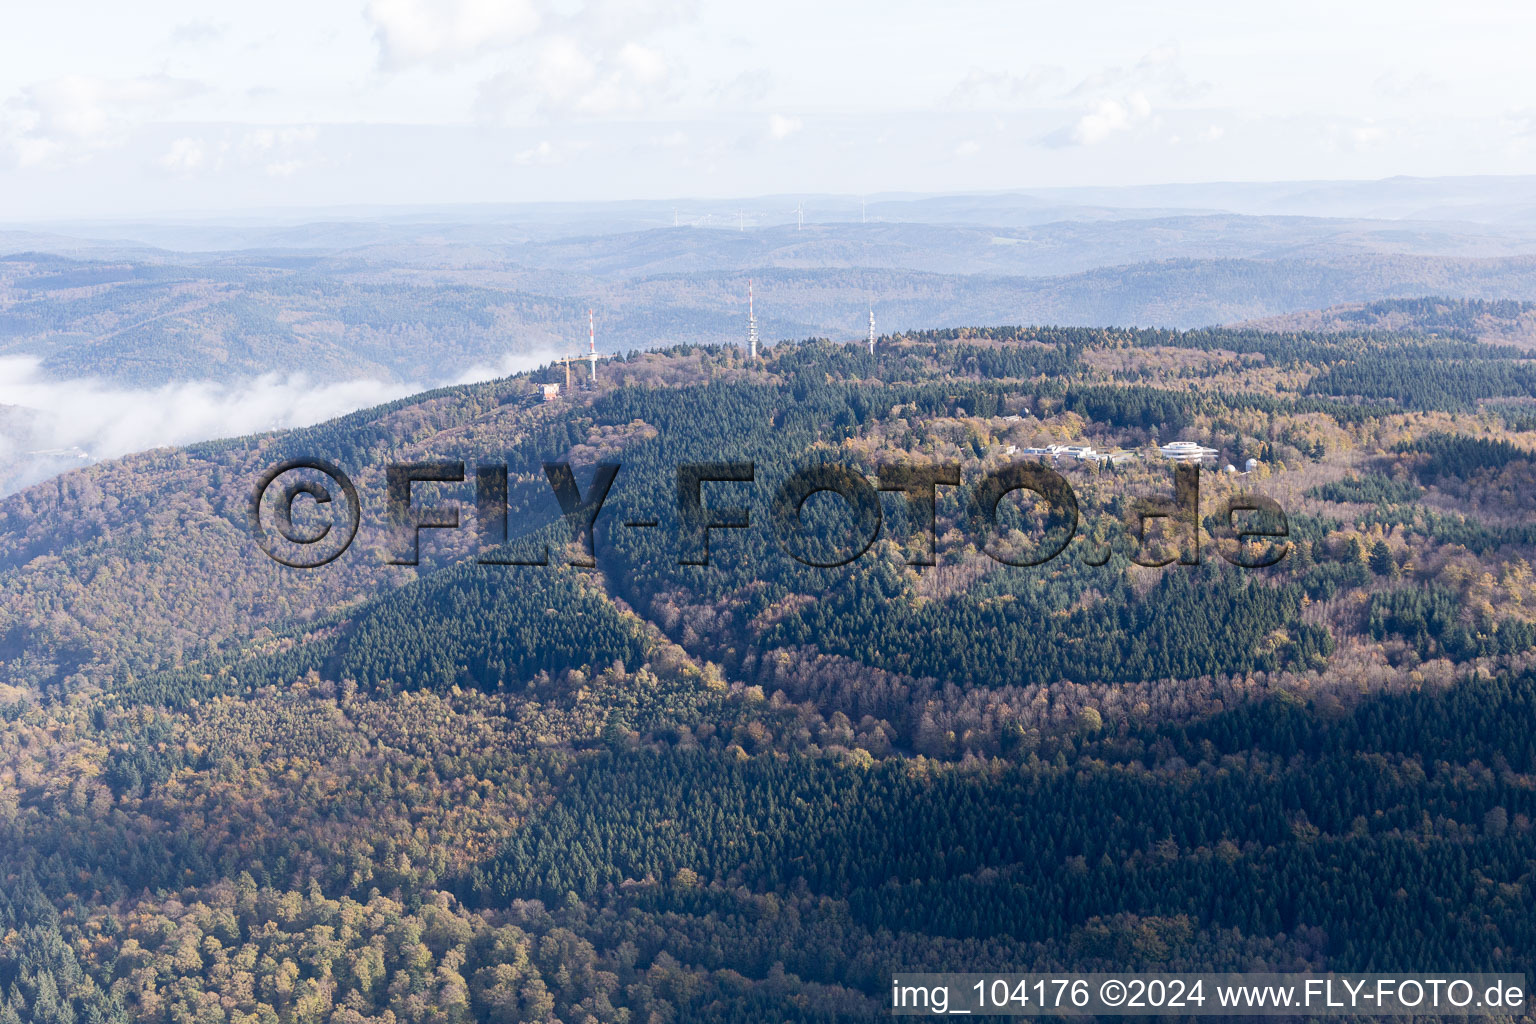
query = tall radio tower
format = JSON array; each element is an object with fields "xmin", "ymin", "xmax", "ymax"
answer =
[
  {"xmin": 867, "ymin": 306, "xmax": 876, "ymax": 355},
  {"xmin": 587, "ymin": 309, "xmax": 599, "ymax": 381},
  {"xmin": 747, "ymin": 279, "xmax": 759, "ymax": 360}
]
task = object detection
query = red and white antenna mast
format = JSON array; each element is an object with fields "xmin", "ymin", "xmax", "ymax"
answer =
[
  {"xmin": 587, "ymin": 309, "xmax": 597, "ymax": 379},
  {"xmin": 747, "ymin": 279, "xmax": 759, "ymax": 359}
]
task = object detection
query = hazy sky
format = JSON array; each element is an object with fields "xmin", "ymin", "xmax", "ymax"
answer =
[{"xmin": 3, "ymin": 0, "xmax": 1536, "ymax": 218}]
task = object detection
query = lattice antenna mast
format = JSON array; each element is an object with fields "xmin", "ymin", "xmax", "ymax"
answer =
[
  {"xmin": 747, "ymin": 279, "xmax": 759, "ymax": 360},
  {"xmin": 867, "ymin": 306, "xmax": 876, "ymax": 355}
]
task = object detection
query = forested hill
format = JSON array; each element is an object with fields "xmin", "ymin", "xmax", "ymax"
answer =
[
  {"xmin": 8, "ymin": 243, "xmax": 1536, "ymax": 386},
  {"xmin": 1235, "ymin": 296, "xmax": 1536, "ymax": 347},
  {"xmin": 3, "ymin": 324, "xmax": 1536, "ymax": 1021}
]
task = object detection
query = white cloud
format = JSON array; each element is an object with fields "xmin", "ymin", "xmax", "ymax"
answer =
[
  {"xmin": 241, "ymin": 125, "xmax": 321, "ymax": 177},
  {"xmin": 954, "ymin": 139, "xmax": 980, "ymax": 158},
  {"xmin": 1067, "ymin": 42, "xmax": 1204, "ymax": 103},
  {"xmin": 159, "ymin": 137, "xmax": 207, "ymax": 174},
  {"xmin": 767, "ymin": 113, "xmax": 802, "ymax": 141},
  {"xmin": 947, "ymin": 67, "xmax": 1054, "ymax": 109},
  {"xmin": 532, "ymin": 36, "xmax": 598, "ymax": 105},
  {"xmin": 1035, "ymin": 43, "xmax": 1192, "ymax": 151},
  {"xmin": 365, "ymin": 0, "xmax": 541, "ymax": 69},
  {"xmin": 167, "ymin": 20, "xmax": 227, "ymax": 46},
  {"xmin": 617, "ymin": 43, "xmax": 667, "ymax": 86},
  {"xmin": 710, "ymin": 69, "xmax": 773, "ymax": 106},
  {"xmin": 648, "ymin": 129, "xmax": 688, "ymax": 149},
  {"xmin": 448, "ymin": 348, "xmax": 564, "ymax": 385},
  {"xmin": 1373, "ymin": 70, "xmax": 1446, "ymax": 101},
  {"xmin": 0, "ymin": 349, "xmax": 563, "ymax": 496},
  {"xmin": 512, "ymin": 137, "xmax": 592, "ymax": 165},
  {"xmin": 513, "ymin": 139, "xmax": 558, "ymax": 165},
  {"xmin": 1332, "ymin": 121, "xmax": 1387, "ymax": 152},
  {"xmin": 148, "ymin": 126, "xmax": 321, "ymax": 180},
  {"xmin": 370, "ymin": 0, "xmax": 689, "ymax": 122},
  {"xmin": 1507, "ymin": 109, "xmax": 1536, "ymax": 138},
  {"xmin": 572, "ymin": 0, "xmax": 698, "ymax": 44},
  {"xmin": 0, "ymin": 355, "xmax": 416, "ymax": 494},
  {"xmin": 1057, "ymin": 93, "xmax": 1153, "ymax": 147},
  {"xmin": 241, "ymin": 125, "xmax": 318, "ymax": 154},
  {"xmin": 478, "ymin": 35, "xmax": 674, "ymax": 120},
  {"xmin": 1, "ymin": 74, "xmax": 204, "ymax": 167}
]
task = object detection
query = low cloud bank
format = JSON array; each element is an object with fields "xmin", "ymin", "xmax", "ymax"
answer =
[{"xmin": 0, "ymin": 352, "xmax": 560, "ymax": 495}]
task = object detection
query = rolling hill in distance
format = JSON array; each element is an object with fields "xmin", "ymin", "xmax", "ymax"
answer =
[
  {"xmin": 7, "ymin": 203, "xmax": 1536, "ymax": 384},
  {"xmin": 12, "ymin": 178, "xmax": 1536, "ymax": 497}
]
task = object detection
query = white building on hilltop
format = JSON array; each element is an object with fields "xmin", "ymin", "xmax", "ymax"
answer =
[
  {"xmin": 1014, "ymin": 443, "xmax": 1139, "ymax": 466},
  {"xmin": 1158, "ymin": 440, "xmax": 1219, "ymax": 463}
]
